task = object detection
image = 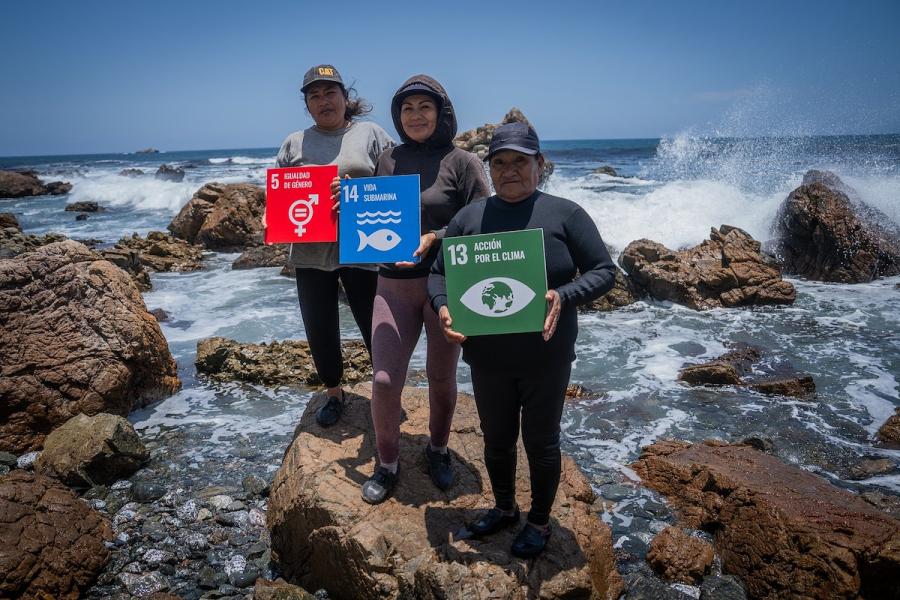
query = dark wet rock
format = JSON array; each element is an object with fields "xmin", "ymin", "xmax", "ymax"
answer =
[
  {"xmin": 109, "ymin": 231, "xmax": 205, "ymax": 273},
  {"xmin": 565, "ymin": 383, "xmax": 600, "ymax": 401},
  {"xmin": 453, "ymin": 107, "xmax": 555, "ymax": 183},
  {"xmin": 0, "ymin": 212, "xmax": 20, "ymax": 230},
  {"xmin": 860, "ymin": 491, "xmax": 900, "ymax": 521},
  {"xmin": 679, "ymin": 362, "xmax": 742, "ymax": 386},
  {"xmin": 877, "ymin": 407, "xmax": 900, "ymax": 444},
  {"xmin": 232, "ymin": 244, "xmax": 288, "ymax": 270},
  {"xmin": 0, "ymin": 227, "xmax": 68, "ymax": 259},
  {"xmin": 75, "ymin": 213, "xmax": 89, "ymax": 221},
  {"xmin": 255, "ymin": 578, "xmax": 316, "ymax": 600},
  {"xmin": 0, "ymin": 451, "xmax": 16, "ymax": 468},
  {"xmin": 621, "ymin": 226, "xmax": 795, "ymax": 310},
  {"xmin": 65, "ymin": 201, "xmax": 102, "ymax": 212},
  {"xmin": 633, "ymin": 439, "xmax": 900, "ymax": 599},
  {"xmin": 739, "ymin": 435, "xmax": 774, "ymax": 453},
  {"xmin": 118, "ymin": 571, "xmax": 170, "ymax": 596},
  {"xmin": 580, "ymin": 268, "xmax": 642, "ymax": 312},
  {"xmin": 97, "ymin": 245, "xmax": 152, "ymax": 291},
  {"xmin": 168, "ymin": 182, "xmax": 265, "ymax": 251},
  {"xmin": 0, "ymin": 471, "xmax": 113, "ymax": 599},
  {"xmin": 241, "ymin": 474, "xmax": 269, "ymax": 498},
  {"xmin": 646, "ymin": 526, "xmax": 714, "ymax": 584},
  {"xmin": 593, "ymin": 165, "xmax": 618, "ymax": 177},
  {"xmin": 847, "ymin": 457, "xmax": 896, "ymax": 480},
  {"xmin": 34, "ymin": 413, "xmax": 148, "ymax": 488},
  {"xmin": 119, "ymin": 168, "xmax": 145, "ymax": 177},
  {"xmin": 150, "ymin": 308, "xmax": 169, "ymax": 322},
  {"xmin": 773, "ymin": 171, "xmax": 900, "ymax": 282},
  {"xmin": 745, "ymin": 375, "xmax": 816, "ymax": 397},
  {"xmin": 678, "ymin": 345, "xmax": 815, "ymax": 398},
  {"xmin": 195, "ymin": 336, "xmax": 371, "ymax": 386},
  {"xmin": 0, "ymin": 240, "xmax": 181, "ymax": 453},
  {"xmin": 699, "ymin": 575, "xmax": 747, "ymax": 600},
  {"xmin": 0, "ymin": 169, "xmax": 72, "ymax": 198},
  {"xmin": 621, "ymin": 563, "xmax": 695, "ymax": 599},
  {"xmin": 269, "ymin": 383, "xmax": 624, "ymax": 600},
  {"xmin": 132, "ymin": 482, "xmax": 167, "ymax": 504},
  {"xmin": 135, "ymin": 148, "xmax": 159, "ymax": 154},
  {"xmin": 154, "ymin": 164, "xmax": 184, "ymax": 182}
]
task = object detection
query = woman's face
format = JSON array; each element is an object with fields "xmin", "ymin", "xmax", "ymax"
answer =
[
  {"xmin": 305, "ymin": 82, "xmax": 348, "ymax": 131},
  {"xmin": 399, "ymin": 94, "xmax": 438, "ymax": 143},
  {"xmin": 489, "ymin": 150, "xmax": 544, "ymax": 202}
]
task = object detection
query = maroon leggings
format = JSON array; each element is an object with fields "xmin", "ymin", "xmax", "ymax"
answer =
[{"xmin": 371, "ymin": 275, "xmax": 461, "ymax": 464}]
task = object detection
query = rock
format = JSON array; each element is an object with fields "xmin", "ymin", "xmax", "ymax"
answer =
[
  {"xmin": 242, "ymin": 474, "xmax": 270, "ymax": 498},
  {"xmin": 268, "ymin": 384, "xmax": 624, "ymax": 600},
  {"xmin": 65, "ymin": 201, "xmax": 102, "ymax": 212},
  {"xmin": 0, "ymin": 471, "xmax": 113, "ymax": 598},
  {"xmin": 0, "ymin": 169, "xmax": 72, "ymax": 198},
  {"xmin": 135, "ymin": 148, "xmax": 159, "ymax": 154},
  {"xmin": 106, "ymin": 231, "xmax": 204, "ymax": 273},
  {"xmin": 773, "ymin": 171, "xmax": 900, "ymax": 282},
  {"xmin": 860, "ymin": 491, "xmax": 900, "ymax": 521},
  {"xmin": 620, "ymin": 225, "xmax": 796, "ymax": 310},
  {"xmin": 154, "ymin": 164, "xmax": 184, "ymax": 182},
  {"xmin": 0, "ymin": 227, "xmax": 68, "ymax": 259},
  {"xmin": 119, "ymin": 571, "xmax": 169, "ymax": 597},
  {"xmin": 34, "ymin": 413, "xmax": 148, "ymax": 487},
  {"xmin": 280, "ymin": 264, "xmax": 295, "ymax": 278},
  {"xmin": 75, "ymin": 214, "xmax": 88, "ymax": 221},
  {"xmin": 699, "ymin": 575, "xmax": 747, "ymax": 600},
  {"xmin": 208, "ymin": 494, "xmax": 234, "ymax": 511},
  {"xmin": 877, "ymin": 408, "xmax": 900, "ymax": 444},
  {"xmin": 195, "ymin": 337, "xmax": 371, "ymax": 386},
  {"xmin": 593, "ymin": 165, "xmax": 618, "ymax": 177},
  {"xmin": 254, "ymin": 578, "xmax": 316, "ymax": 600},
  {"xmin": 646, "ymin": 526, "xmax": 714, "ymax": 584},
  {"xmin": 746, "ymin": 375, "xmax": 816, "ymax": 397},
  {"xmin": 847, "ymin": 457, "xmax": 896, "ymax": 480},
  {"xmin": 150, "ymin": 308, "xmax": 169, "ymax": 322},
  {"xmin": 17, "ymin": 451, "xmax": 40, "ymax": 470},
  {"xmin": 119, "ymin": 168, "xmax": 145, "ymax": 177},
  {"xmin": 0, "ymin": 212, "xmax": 20, "ymax": 231},
  {"xmin": 0, "ymin": 240, "xmax": 180, "ymax": 453},
  {"xmin": 565, "ymin": 383, "xmax": 599, "ymax": 401},
  {"xmin": 132, "ymin": 482, "xmax": 167, "ymax": 503},
  {"xmin": 97, "ymin": 245, "xmax": 152, "ymax": 291},
  {"xmin": 232, "ymin": 244, "xmax": 289, "ymax": 270},
  {"xmin": 453, "ymin": 107, "xmax": 555, "ymax": 184},
  {"xmin": 0, "ymin": 451, "xmax": 16, "ymax": 468},
  {"xmin": 679, "ymin": 362, "xmax": 742, "ymax": 386},
  {"xmin": 168, "ymin": 182, "xmax": 265, "ymax": 250},
  {"xmin": 633, "ymin": 440, "xmax": 900, "ymax": 599},
  {"xmin": 677, "ymin": 345, "xmax": 815, "ymax": 398},
  {"xmin": 580, "ymin": 268, "xmax": 642, "ymax": 312}
]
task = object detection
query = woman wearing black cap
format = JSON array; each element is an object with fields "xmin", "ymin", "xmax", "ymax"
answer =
[
  {"xmin": 271, "ymin": 64, "xmax": 394, "ymax": 427},
  {"xmin": 428, "ymin": 122, "xmax": 616, "ymax": 558},
  {"xmin": 360, "ymin": 75, "xmax": 490, "ymax": 505}
]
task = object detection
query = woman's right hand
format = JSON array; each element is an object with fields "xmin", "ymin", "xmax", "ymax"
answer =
[
  {"xmin": 261, "ymin": 211, "xmax": 271, "ymax": 245},
  {"xmin": 439, "ymin": 306, "xmax": 466, "ymax": 344},
  {"xmin": 331, "ymin": 174, "xmax": 349, "ymax": 212}
]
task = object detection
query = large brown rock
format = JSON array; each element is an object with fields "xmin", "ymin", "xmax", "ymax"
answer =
[
  {"xmin": 109, "ymin": 231, "xmax": 204, "ymax": 273},
  {"xmin": 678, "ymin": 345, "xmax": 816, "ymax": 398},
  {"xmin": 878, "ymin": 408, "xmax": 900, "ymax": 445},
  {"xmin": 0, "ymin": 170, "xmax": 72, "ymax": 198},
  {"xmin": 633, "ymin": 440, "xmax": 900, "ymax": 599},
  {"xmin": 232, "ymin": 243, "xmax": 289, "ymax": 270},
  {"xmin": 34, "ymin": 413, "xmax": 148, "ymax": 488},
  {"xmin": 0, "ymin": 240, "xmax": 181, "ymax": 453},
  {"xmin": 620, "ymin": 225, "xmax": 796, "ymax": 310},
  {"xmin": 774, "ymin": 171, "xmax": 900, "ymax": 282},
  {"xmin": 268, "ymin": 384, "xmax": 624, "ymax": 600},
  {"xmin": 0, "ymin": 213, "xmax": 20, "ymax": 230},
  {"xmin": 579, "ymin": 268, "xmax": 641, "ymax": 312},
  {"xmin": 0, "ymin": 471, "xmax": 113, "ymax": 599},
  {"xmin": 195, "ymin": 337, "xmax": 370, "ymax": 386},
  {"xmin": 646, "ymin": 526, "xmax": 714, "ymax": 584},
  {"xmin": 0, "ymin": 228, "xmax": 68, "ymax": 259},
  {"xmin": 168, "ymin": 182, "xmax": 265, "ymax": 250},
  {"xmin": 96, "ymin": 246, "xmax": 152, "ymax": 291}
]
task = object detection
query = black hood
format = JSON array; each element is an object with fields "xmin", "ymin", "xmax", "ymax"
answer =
[{"xmin": 390, "ymin": 75, "xmax": 457, "ymax": 149}]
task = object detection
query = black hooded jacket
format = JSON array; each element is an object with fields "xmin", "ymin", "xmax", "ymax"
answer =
[{"xmin": 375, "ymin": 75, "xmax": 490, "ymax": 279}]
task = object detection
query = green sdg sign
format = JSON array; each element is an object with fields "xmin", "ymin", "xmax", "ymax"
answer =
[{"xmin": 443, "ymin": 228, "xmax": 548, "ymax": 336}]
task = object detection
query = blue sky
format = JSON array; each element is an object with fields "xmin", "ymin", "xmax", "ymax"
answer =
[{"xmin": 1, "ymin": 0, "xmax": 898, "ymax": 156}]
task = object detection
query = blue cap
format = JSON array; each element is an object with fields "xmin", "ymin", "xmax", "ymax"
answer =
[{"xmin": 486, "ymin": 122, "xmax": 540, "ymax": 160}]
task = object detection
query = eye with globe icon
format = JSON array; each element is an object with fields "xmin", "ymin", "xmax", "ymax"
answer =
[
  {"xmin": 481, "ymin": 281, "xmax": 515, "ymax": 313},
  {"xmin": 460, "ymin": 277, "xmax": 536, "ymax": 318}
]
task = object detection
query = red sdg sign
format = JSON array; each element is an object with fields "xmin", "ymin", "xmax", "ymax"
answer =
[{"xmin": 264, "ymin": 165, "xmax": 339, "ymax": 244}]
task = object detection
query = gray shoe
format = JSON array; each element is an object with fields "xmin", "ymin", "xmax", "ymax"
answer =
[{"xmin": 361, "ymin": 465, "xmax": 399, "ymax": 505}]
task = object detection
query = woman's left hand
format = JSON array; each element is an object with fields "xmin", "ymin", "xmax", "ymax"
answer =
[
  {"xmin": 543, "ymin": 289, "xmax": 561, "ymax": 341},
  {"xmin": 395, "ymin": 231, "xmax": 436, "ymax": 268}
]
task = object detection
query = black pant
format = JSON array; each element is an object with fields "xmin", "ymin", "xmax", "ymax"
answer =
[
  {"xmin": 470, "ymin": 362, "xmax": 571, "ymax": 527},
  {"xmin": 295, "ymin": 267, "xmax": 378, "ymax": 388}
]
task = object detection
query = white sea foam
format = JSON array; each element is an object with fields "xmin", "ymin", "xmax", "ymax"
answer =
[
  {"xmin": 68, "ymin": 173, "xmax": 196, "ymax": 214},
  {"xmin": 209, "ymin": 156, "xmax": 275, "ymax": 165}
]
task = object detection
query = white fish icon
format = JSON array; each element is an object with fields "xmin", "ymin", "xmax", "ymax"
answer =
[{"xmin": 357, "ymin": 228, "xmax": 402, "ymax": 252}]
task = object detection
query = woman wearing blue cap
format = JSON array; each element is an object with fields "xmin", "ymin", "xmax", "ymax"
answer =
[
  {"xmin": 428, "ymin": 122, "xmax": 616, "ymax": 558},
  {"xmin": 270, "ymin": 64, "xmax": 394, "ymax": 427}
]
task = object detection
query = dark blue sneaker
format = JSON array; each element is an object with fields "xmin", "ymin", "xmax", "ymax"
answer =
[
  {"xmin": 511, "ymin": 523, "xmax": 551, "ymax": 559},
  {"xmin": 468, "ymin": 507, "xmax": 520, "ymax": 538},
  {"xmin": 361, "ymin": 465, "xmax": 399, "ymax": 505},
  {"xmin": 315, "ymin": 394, "xmax": 343, "ymax": 427},
  {"xmin": 425, "ymin": 446, "xmax": 455, "ymax": 490}
]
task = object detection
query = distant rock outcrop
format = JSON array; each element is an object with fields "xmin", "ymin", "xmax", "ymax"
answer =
[
  {"xmin": 169, "ymin": 183, "xmax": 265, "ymax": 251},
  {"xmin": 620, "ymin": 225, "xmax": 796, "ymax": 310},
  {"xmin": 64, "ymin": 201, "xmax": 101, "ymax": 212},
  {"xmin": 135, "ymin": 147, "xmax": 159, "ymax": 154},
  {"xmin": 268, "ymin": 384, "xmax": 624, "ymax": 600},
  {"xmin": 0, "ymin": 170, "xmax": 72, "ymax": 198},
  {"xmin": 773, "ymin": 170, "xmax": 900, "ymax": 282},
  {"xmin": 0, "ymin": 240, "xmax": 180, "ymax": 453},
  {"xmin": 118, "ymin": 168, "xmax": 145, "ymax": 177},
  {"xmin": 0, "ymin": 471, "xmax": 113, "ymax": 599},
  {"xmin": 633, "ymin": 439, "xmax": 900, "ymax": 599},
  {"xmin": 592, "ymin": 165, "xmax": 618, "ymax": 177},
  {"xmin": 154, "ymin": 164, "xmax": 184, "ymax": 182},
  {"xmin": 195, "ymin": 337, "xmax": 370, "ymax": 386}
]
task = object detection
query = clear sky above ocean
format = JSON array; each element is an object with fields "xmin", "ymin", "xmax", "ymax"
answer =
[{"xmin": 1, "ymin": 0, "xmax": 898, "ymax": 156}]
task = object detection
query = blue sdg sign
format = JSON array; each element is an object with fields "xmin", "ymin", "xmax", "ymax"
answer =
[{"xmin": 339, "ymin": 174, "xmax": 421, "ymax": 264}]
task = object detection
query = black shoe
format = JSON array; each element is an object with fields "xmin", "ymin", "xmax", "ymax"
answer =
[
  {"xmin": 361, "ymin": 465, "xmax": 399, "ymax": 505},
  {"xmin": 468, "ymin": 507, "xmax": 520, "ymax": 538},
  {"xmin": 511, "ymin": 523, "xmax": 551, "ymax": 559},
  {"xmin": 315, "ymin": 393, "xmax": 343, "ymax": 427},
  {"xmin": 425, "ymin": 446, "xmax": 455, "ymax": 491}
]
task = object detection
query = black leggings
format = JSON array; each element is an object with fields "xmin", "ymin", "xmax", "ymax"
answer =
[
  {"xmin": 469, "ymin": 362, "xmax": 571, "ymax": 527},
  {"xmin": 295, "ymin": 267, "xmax": 378, "ymax": 388}
]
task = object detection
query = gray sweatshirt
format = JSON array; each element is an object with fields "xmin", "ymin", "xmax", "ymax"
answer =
[{"xmin": 276, "ymin": 120, "xmax": 394, "ymax": 270}]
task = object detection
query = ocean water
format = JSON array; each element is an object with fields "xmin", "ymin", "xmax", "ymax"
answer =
[{"xmin": 3, "ymin": 133, "xmax": 900, "ymax": 591}]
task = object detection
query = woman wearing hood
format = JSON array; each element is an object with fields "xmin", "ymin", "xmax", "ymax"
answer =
[{"xmin": 360, "ymin": 75, "xmax": 490, "ymax": 504}]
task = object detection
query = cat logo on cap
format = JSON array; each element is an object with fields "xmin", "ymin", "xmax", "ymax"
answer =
[{"xmin": 318, "ymin": 67, "xmax": 335, "ymax": 76}]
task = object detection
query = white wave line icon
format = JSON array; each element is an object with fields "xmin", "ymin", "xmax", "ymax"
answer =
[
  {"xmin": 357, "ymin": 218, "xmax": 401, "ymax": 225},
  {"xmin": 356, "ymin": 211, "xmax": 401, "ymax": 218}
]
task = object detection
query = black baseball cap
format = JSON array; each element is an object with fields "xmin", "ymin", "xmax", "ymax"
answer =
[
  {"xmin": 485, "ymin": 122, "xmax": 541, "ymax": 160},
  {"xmin": 301, "ymin": 64, "xmax": 344, "ymax": 93}
]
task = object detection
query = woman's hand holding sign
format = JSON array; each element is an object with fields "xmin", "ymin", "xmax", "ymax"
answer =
[
  {"xmin": 395, "ymin": 231, "xmax": 436, "ymax": 268},
  {"xmin": 331, "ymin": 174, "xmax": 349, "ymax": 213},
  {"xmin": 438, "ymin": 306, "xmax": 466, "ymax": 344},
  {"xmin": 543, "ymin": 289, "xmax": 561, "ymax": 341}
]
